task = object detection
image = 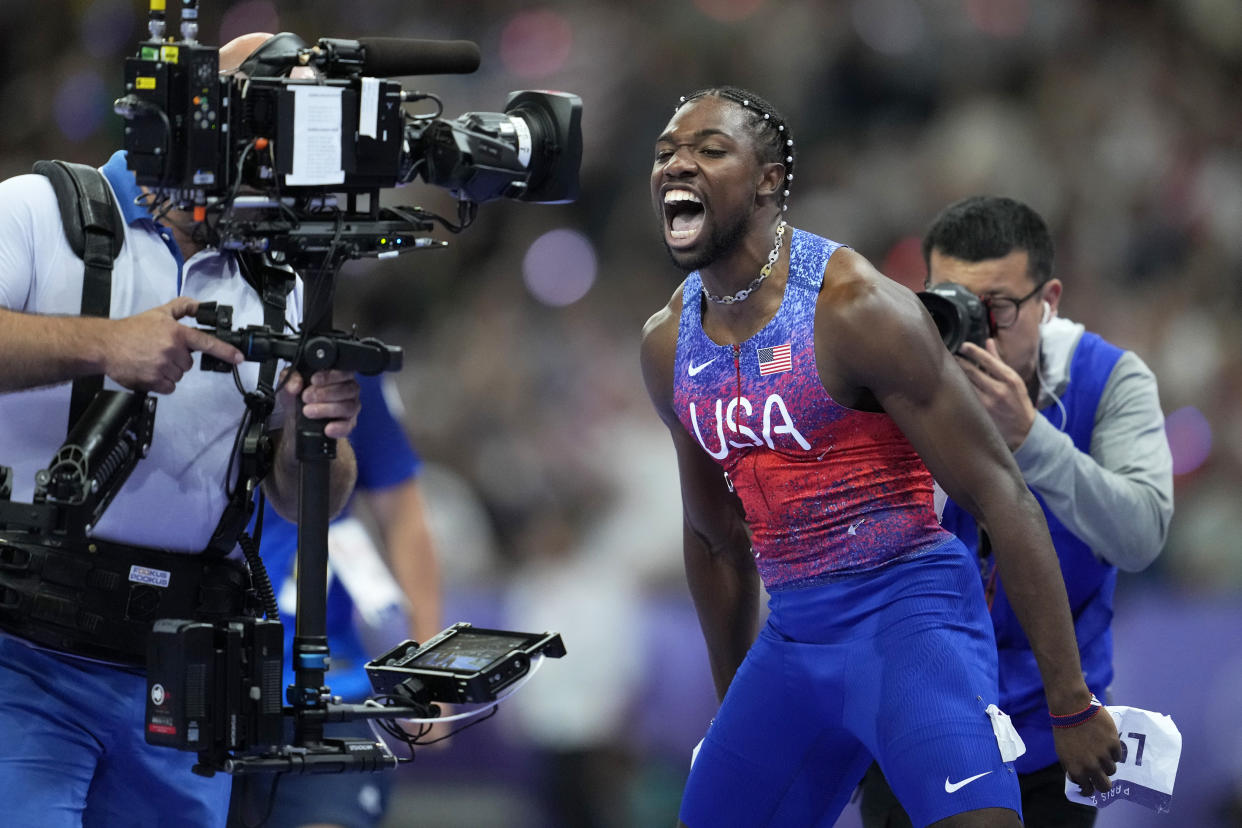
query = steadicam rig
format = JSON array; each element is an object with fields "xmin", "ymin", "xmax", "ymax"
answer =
[{"xmin": 114, "ymin": 2, "xmax": 575, "ymax": 780}]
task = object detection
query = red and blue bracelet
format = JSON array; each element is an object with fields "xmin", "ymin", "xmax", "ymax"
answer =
[{"xmin": 1049, "ymin": 694, "xmax": 1103, "ymax": 728}]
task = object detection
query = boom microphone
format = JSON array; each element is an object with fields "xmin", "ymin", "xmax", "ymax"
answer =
[{"xmin": 358, "ymin": 37, "xmax": 481, "ymax": 77}]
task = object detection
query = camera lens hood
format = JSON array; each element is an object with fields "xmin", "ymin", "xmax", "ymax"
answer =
[{"xmin": 917, "ymin": 282, "xmax": 990, "ymax": 354}]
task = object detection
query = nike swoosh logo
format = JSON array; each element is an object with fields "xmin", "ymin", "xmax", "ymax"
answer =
[
  {"xmin": 944, "ymin": 771, "xmax": 991, "ymax": 793},
  {"xmin": 688, "ymin": 358, "xmax": 716, "ymax": 377}
]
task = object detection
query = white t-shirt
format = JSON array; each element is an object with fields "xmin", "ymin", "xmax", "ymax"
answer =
[{"xmin": 0, "ymin": 169, "xmax": 302, "ymax": 552}]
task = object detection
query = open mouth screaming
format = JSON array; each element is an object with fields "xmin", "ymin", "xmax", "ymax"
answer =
[{"xmin": 663, "ymin": 188, "xmax": 705, "ymax": 245}]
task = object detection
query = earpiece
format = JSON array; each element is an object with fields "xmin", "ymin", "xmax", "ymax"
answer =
[{"xmin": 1041, "ymin": 300, "xmax": 1052, "ymax": 325}]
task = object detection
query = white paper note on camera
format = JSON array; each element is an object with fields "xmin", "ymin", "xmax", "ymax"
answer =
[
  {"xmin": 1064, "ymin": 706, "xmax": 1182, "ymax": 813},
  {"xmin": 287, "ymin": 85, "xmax": 346, "ymax": 185}
]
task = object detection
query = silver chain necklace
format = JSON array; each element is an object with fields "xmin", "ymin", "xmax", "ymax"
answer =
[{"xmin": 702, "ymin": 221, "xmax": 787, "ymax": 305}]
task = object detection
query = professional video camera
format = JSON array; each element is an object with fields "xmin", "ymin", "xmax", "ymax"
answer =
[
  {"xmin": 917, "ymin": 282, "xmax": 995, "ymax": 354},
  {"xmin": 102, "ymin": 1, "xmax": 577, "ymax": 782},
  {"xmin": 114, "ymin": 4, "xmax": 582, "ymax": 262}
]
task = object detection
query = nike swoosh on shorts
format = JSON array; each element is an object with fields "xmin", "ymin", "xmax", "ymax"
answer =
[{"xmin": 944, "ymin": 771, "xmax": 992, "ymax": 793}]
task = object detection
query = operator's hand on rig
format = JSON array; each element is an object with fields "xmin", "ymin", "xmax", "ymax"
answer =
[
  {"xmin": 277, "ymin": 368, "xmax": 362, "ymax": 440},
  {"xmin": 105, "ymin": 296, "xmax": 244, "ymax": 394}
]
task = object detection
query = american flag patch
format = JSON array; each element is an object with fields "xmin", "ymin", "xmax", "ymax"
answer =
[{"xmin": 757, "ymin": 343, "xmax": 792, "ymax": 375}]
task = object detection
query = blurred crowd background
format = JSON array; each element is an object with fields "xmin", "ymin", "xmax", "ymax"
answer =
[{"xmin": 2, "ymin": 0, "xmax": 1241, "ymax": 825}]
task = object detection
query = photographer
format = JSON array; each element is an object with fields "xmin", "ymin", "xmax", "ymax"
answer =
[
  {"xmin": 859, "ymin": 195, "xmax": 1174, "ymax": 827},
  {"xmin": 0, "ymin": 32, "xmax": 360, "ymax": 828}
]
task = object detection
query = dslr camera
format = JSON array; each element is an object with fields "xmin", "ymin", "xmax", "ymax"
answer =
[{"xmin": 917, "ymin": 282, "xmax": 995, "ymax": 354}]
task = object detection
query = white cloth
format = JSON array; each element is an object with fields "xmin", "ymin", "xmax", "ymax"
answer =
[
  {"xmin": 985, "ymin": 703, "xmax": 1027, "ymax": 763},
  {"xmin": 0, "ymin": 172, "xmax": 302, "ymax": 551},
  {"xmin": 1064, "ymin": 705, "xmax": 1182, "ymax": 813}
]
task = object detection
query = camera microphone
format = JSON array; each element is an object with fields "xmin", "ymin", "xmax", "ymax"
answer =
[
  {"xmin": 357, "ymin": 37, "xmax": 481, "ymax": 77},
  {"xmin": 250, "ymin": 35, "xmax": 482, "ymax": 79}
]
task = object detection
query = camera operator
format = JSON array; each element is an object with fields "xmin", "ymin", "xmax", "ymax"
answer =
[
  {"xmin": 859, "ymin": 195, "xmax": 1174, "ymax": 827},
  {"xmin": 0, "ymin": 32, "xmax": 361, "ymax": 828}
]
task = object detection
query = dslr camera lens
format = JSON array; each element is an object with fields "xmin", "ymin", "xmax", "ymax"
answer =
[{"xmin": 917, "ymin": 282, "xmax": 993, "ymax": 354}]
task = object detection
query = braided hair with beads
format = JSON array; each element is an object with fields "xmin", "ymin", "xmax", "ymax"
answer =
[{"xmin": 675, "ymin": 86, "xmax": 796, "ymax": 212}]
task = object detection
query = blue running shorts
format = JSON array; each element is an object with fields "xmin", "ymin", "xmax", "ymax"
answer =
[{"xmin": 679, "ymin": 540, "xmax": 1022, "ymax": 828}]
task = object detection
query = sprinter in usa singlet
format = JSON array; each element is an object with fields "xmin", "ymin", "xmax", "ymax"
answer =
[
  {"xmin": 672, "ymin": 228, "xmax": 1020, "ymax": 827},
  {"xmin": 643, "ymin": 87, "xmax": 1118, "ymax": 828}
]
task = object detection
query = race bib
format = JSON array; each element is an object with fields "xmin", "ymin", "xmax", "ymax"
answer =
[{"xmin": 1064, "ymin": 706, "xmax": 1182, "ymax": 813}]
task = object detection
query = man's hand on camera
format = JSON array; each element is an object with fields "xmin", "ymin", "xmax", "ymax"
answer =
[
  {"xmin": 277, "ymin": 369, "xmax": 362, "ymax": 440},
  {"xmin": 955, "ymin": 340, "xmax": 1036, "ymax": 451},
  {"xmin": 105, "ymin": 296, "xmax": 244, "ymax": 394}
]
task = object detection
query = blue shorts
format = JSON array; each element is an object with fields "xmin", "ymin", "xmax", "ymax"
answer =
[
  {"xmin": 0, "ymin": 635, "xmax": 231, "ymax": 827},
  {"xmin": 679, "ymin": 542, "xmax": 1021, "ymax": 828}
]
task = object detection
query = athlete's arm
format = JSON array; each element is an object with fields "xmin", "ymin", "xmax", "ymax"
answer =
[
  {"xmin": 642, "ymin": 295, "xmax": 760, "ymax": 702},
  {"xmin": 816, "ymin": 248, "xmax": 1121, "ymax": 795}
]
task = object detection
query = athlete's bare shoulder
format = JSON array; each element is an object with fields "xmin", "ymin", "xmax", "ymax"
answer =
[
  {"xmin": 818, "ymin": 246, "xmax": 904, "ymax": 308},
  {"xmin": 814, "ymin": 245, "xmax": 938, "ymax": 403},
  {"xmin": 642, "ymin": 281, "xmax": 685, "ymax": 343},
  {"xmin": 641, "ymin": 280, "xmax": 689, "ymax": 419}
]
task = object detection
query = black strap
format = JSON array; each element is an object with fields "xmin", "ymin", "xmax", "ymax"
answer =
[{"xmin": 32, "ymin": 160, "xmax": 124, "ymax": 434}]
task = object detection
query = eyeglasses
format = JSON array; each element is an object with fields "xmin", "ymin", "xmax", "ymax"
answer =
[{"xmin": 982, "ymin": 284, "xmax": 1043, "ymax": 330}]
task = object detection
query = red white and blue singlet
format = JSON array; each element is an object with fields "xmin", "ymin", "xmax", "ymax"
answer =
[
  {"xmin": 673, "ymin": 228, "xmax": 953, "ymax": 590},
  {"xmin": 673, "ymin": 230, "xmax": 1019, "ymax": 828}
]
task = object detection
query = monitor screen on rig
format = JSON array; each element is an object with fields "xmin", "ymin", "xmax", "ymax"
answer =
[{"xmin": 406, "ymin": 631, "xmax": 522, "ymax": 673}]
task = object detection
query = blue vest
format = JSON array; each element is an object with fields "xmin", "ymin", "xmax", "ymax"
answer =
[{"xmin": 941, "ymin": 330, "xmax": 1124, "ymax": 773}]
